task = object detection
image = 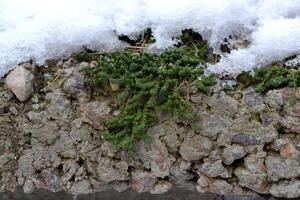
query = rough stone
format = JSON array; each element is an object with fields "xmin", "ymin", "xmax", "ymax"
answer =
[
  {"xmin": 206, "ymin": 92, "xmax": 239, "ymax": 117},
  {"xmin": 9, "ymin": 106, "xmax": 19, "ymax": 116},
  {"xmin": 195, "ymin": 114, "xmax": 233, "ymax": 139},
  {"xmin": 131, "ymin": 171, "xmax": 157, "ymax": 193},
  {"xmin": 150, "ymin": 181, "xmax": 172, "ymax": 194},
  {"xmin": 45, "ymin": 90, "xmax": 71, "ymax": 123},
  {"xmin": 270, "ymin": 180, "xmax": 300, "ymax": 198},
  {"xmin": 231, "ymin": 134, "xmax": 260, "ymax": 146},
  {"xmin": 39, "ymin": 168, "xmax": 62, "ymax": 192},
  {"xmin": 30, "ymin": 122, "xmax": 59, "ymax": 144},
  {"xmin": 5, "ymin": 66, "xmax": 34, "ymax": 102},
  {"xmin": 196, "ymin": 176, "xmax": 233, "ymax": 195},
  {"xmin": 222, "ymin": 145, "xmax": 246, "ymax": 165},
  {"xmin": 23, "ymin": 179, "xmax": 35, "ymax": 193},
  {"xmin": 138, "ymin": 127, "xmax": 175, "ymax": 178},
  {"xmin": 265, "ymin": 155, "xmax": 300, "ymax": 182},
  {"xmin": 210, "ymin": 179, "xmax": 233, "ymax": 194},
  {"xmin": 62, "ymin": 67, "xmax": 85, "ymax": 97},
  {"xmin": 231, "ymin": 122, "xmax": 278, "ymax": 145},
  {"xmin": 268, "ymin": 138, "xmax": 289, "ymax": 152},
  {"xmin": 94, "ymin": 158, "xmax": 129, "ymax": 183},
  {"xmin": 169, "ymin": 159, "xmax": 195, "ymax": 191},
  {"xmin": 198, "ymin": 160, "xmax": 231, "ymax": 178},
  {"xmin": 280, "ymin": 116, "xmax": 300, "ymax": 134},
  {"xmin": 244, "ymin": 154, "xmax": 266, "ymax": 174},
  {"xmin": 158, "ymin": 122, "xmax": 184, "ymax": 153},
  {"xmin": 242, "ymin": 88, "xmax": 265, "ymax": 111},
  {"xmin": 265, "ymin": 90, "xmax": 283, "ymax": 110},
  {"xmin": 110, "ymin": 181, "xmax": 130, "ymax": 192},
  {"xmin": 70, "ymin": 180, "xmax": 93, "ymax": 195},
  {"xmin": 234, "ymin": 167, "xmax": 269, "ymax": 194},
  {"xmin": 80, "ymin": 100, "xmax": 111, "ymax": 129},
  {"xmin": 280, "ymin": 142, "xmax": 300, "ymax": 159},
  {"xmin": 179, "ymin": 131, "xmax": 214, "ymax": 161}
]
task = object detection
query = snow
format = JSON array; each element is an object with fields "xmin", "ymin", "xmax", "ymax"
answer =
[{"xmin": 1, "ymin": 0, "xmax": 300, "ymax": 77}]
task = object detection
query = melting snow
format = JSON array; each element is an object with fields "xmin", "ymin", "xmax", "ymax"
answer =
[{"xmin": 1, "ymin": 0, "xmax": 300, "ymax": 77}]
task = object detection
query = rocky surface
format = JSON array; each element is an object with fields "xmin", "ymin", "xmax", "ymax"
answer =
[{"xmin": 1, "ymin": 59, "xmax": 300, "ymax": 198}]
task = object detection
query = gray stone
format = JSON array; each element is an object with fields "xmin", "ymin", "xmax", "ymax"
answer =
[
  {"xmin": 23, "ymin": 179, "xmax": 35, "ymax": 193},
  {"xmin": 244, "ymin": 154, "xmax": 266, "ymax": 174},
  {"xmin": 30, "ymin": 122, "xmax": 59, "ymax": 144},
  {"xmin": 81, "ymin": 100, "xmax": 111, "ymax": 129},
  {"xmin": 196, "ymin": 176, "xmax": 233, "ymax": 195},
  {"xmin": 196, "ymin": 174, "xmax": 210, "ymax": 193},
  {"xmin": 45, "ymin": 90, "xmax": 71, "ymax": 123},
  {"xmin": 270, "ymin": 180, "xmax": 300, "ymax": 198},
  {"xmin": 234, "ymin": 167, "xmax": 269, "ymax": 194},
  {"xmin": 9, "ymin": 107, "xmax": 19, "ymax": 115},
  {"xmin": 196, "ymin": 114, "xmax": 233, "ymax": 139},
  {"xmin": 110, "ymin": 181, "xmax": 130, "ymax": 192},
  {"xmin": 5, "ymin": 66, "xmax": 34, "ymax": 102},
  {"xmin": 265, "ymin": 90, "xmax": 283, "ymax": 110},
  {"xmin": 242, "ymin": 88, "xmax": 265, "ymax": 111},
  {"xmin": 210, "ymin": 179, "xmax": 233, "ymax": 195},
  {"xmin": 231, "ymin": 122, "xmax": 278, "ymax": 145},
  {"xmin": 62, "ymin": 66, "xmax": 85, "ymax": 97},
  {"xmin": 281, "ymin": 115, "xmax": 300, "ymax": 134},
  {"xmin": 231, "ymin": 134, "xmax": 260, "ymax": 145},
  {"xmin": 206, "ymin": 92, "xmax": 239, "ymax": 117},
  {"xmin": 150, "ymin": 181, "xmax": 172, "ymax": 194},
  {"xmin": 169, "ymin": 159, "xmax": 195, "ymax": 191},
  {"xmin": 222, "ymin": 145, "xmax": 246, "ymax": 165},
  {"xmin": 209, "ymin": 150, "xmax": 222, "ymax": 161},
  {"xmin": 0, "ymin": 153, "xmax": 16, "ymax": 171},
  {"xmin": 158, "ymin": 122, "xmax": 184, "ymax": 153},
  {"xmin": 138, "ymin": 125, "xmax": 175, "ymax": 178},
  {"xmin": 71, "ymin": 180, "xmax": 93, "ymax": 195},
  {"xmin": 265, "ymin": 155, "xmax": 300, "ymax": 182},
  {"xmin": 179, "ymin": 131, "xmax": 214, "ymax": 161},
  {"xmin": 94, "ymin": 158, "xmax": 129, "ymax": 183},
  {"xmin": 199, "ymin": 160, "xmax": 231, "ymax": 178},
  {"xmin": 131, "ymin": 170, "xmax": 157, "ymax": 193},
  {"xmin": 40, "ymin": 168, "xmax": 62, "ymax": 192}
]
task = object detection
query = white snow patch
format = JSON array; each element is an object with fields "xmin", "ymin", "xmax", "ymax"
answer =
[{"xmin": 1, "ymin": 0, "xmax": 300, "ymax": 77}]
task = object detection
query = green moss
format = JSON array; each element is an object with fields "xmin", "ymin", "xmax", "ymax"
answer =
[
  {"xmin": 81, "ymin": 41, "xmax": 216, "ymax": 153},
  {"xmin": 237, "ymin": 65, "xmax": 300, "ymax": 93}
]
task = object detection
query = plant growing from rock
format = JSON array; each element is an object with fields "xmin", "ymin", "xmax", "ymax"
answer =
[
  {"xmin": 80, "ymin": 38, "xmax": 216, "ymax": 153},
  {"xmin": 237, "ymin": 65, "xmax": 300, "ymax": 93}
]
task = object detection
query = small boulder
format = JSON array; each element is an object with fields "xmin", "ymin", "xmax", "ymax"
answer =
[
  {"xmin": 222, "ymin": 145, "xmax": 246, "ymax": 165},
  {"xmin": 70, "ymin": 180, "xmax": 93, "ymax": 195},
  {"xmin": 5, "ymin": 66, "xmax": 34, "ymax": 102},
  {"xmin": 265, "ymin": 155, "xmax": 300, "ymax": 182},
  {"xmin": 270, "ymin": 180, "xmax": 300, "ymax": 198},
  {"xmin": 23, "ymin": 179, "xmax": 35, "ymax": 194},
  {"xmin": 131, "ymin": 170, "xmax": 157, "ymax": 193},
  {"xmin": 150, "ymin": 180, "xmax": 172, "ymax": 194},
  {"xmin": 198, "ymin": 160, "xmax": 231, "ymax": 178},
  {"xmin": 179, "ymin": 131, "xmax": 214, "ymax": 161},
  {"xmin": 234, "ymin": 167, "xmax": 269, "ymax": 194}
]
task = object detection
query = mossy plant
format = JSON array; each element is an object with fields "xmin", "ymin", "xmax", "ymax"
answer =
[
  {"xmin": 81, "ymin": 40, "xmax": 216, "ymax": 153},
  {"xmin": 237, "ymin": 65, "xmax": 300, "ymax": 93}
]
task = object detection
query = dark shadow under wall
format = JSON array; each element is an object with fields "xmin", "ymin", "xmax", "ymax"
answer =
[{"xmin": 0, "ymin": 188, "xmax": 289, "ymax": 200}]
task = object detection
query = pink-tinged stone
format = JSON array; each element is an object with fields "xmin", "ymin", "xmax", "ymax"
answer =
[
  {"xmin": 5, "ymin": 66, "xmax": 34, "ymax": 102},
  {"xmin": 131, "ymin": 170, "xmax": 157, "ymax": 193}
]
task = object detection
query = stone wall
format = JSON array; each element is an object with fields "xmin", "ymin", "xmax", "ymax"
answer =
[{"xmin": 1, "ymin": 60, "xmax": 300, "ymax": 198}]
